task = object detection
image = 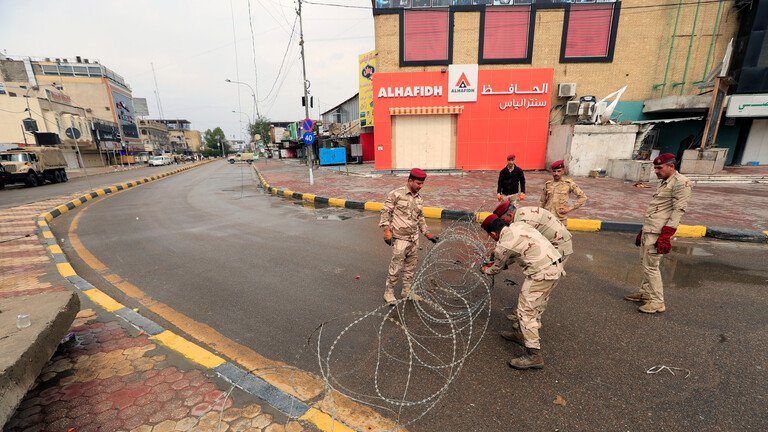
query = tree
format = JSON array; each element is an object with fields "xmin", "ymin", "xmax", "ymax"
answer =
[
  {"xmin": 247, "ymin": 115, "xmax": 271, "ymax": 146},
  {"xmin": 203, "ymin": 127, "xmax": 229, "ymax": 156}
]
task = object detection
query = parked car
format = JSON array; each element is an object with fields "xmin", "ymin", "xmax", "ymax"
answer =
[
  {"xmin": 0, "ymin": 164, "xmax": 12, "ymax": 189},
  {"xmin": 148, "ymin": 155, "xmax": 173, "ymax": 166}
]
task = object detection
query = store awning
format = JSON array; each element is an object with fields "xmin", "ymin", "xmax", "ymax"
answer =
[
  {"xmin": 642, "ymin": 95, "xmax": 710, "ymax": 113},
  {"xmin": 632, "ymin": 116, "xmax": 704, "ymax": 125},
  {"xmin": 389, "ymin": 106, "xmax": 464, "ymax": 115}
]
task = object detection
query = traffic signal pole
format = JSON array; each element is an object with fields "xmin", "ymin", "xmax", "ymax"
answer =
[{"xmin": 298, "ymin": 0, "xmax": 314, "ymax": 185}]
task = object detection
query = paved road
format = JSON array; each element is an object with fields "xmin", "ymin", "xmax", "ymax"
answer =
[
  {"xmin": 0, "ymin": 165, "xmax": 184, "ymax": 209},
  {"xmin": 51, "ymin": 161, "xmax": 768, "ymax": 431}
]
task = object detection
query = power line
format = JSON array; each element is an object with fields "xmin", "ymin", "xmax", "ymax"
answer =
[
  {"xmin": 260, "ymin": 14, "xmax": 299, "ymax": 103},
  {"xmin": 303, "ymin": 0, "xmax": 371, "ymax": 9},
  {"xmin": 247, "ymin": 0, "xmax": 262, "ymax": 117}
]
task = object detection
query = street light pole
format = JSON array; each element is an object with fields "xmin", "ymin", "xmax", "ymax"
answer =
[
  {"xmin": 225, "ymin": 79, "xmax": 258, "ymax": 121},
  {"xmin": 298, "ymin": 0, "xmax": 314, "ymax": 185}
]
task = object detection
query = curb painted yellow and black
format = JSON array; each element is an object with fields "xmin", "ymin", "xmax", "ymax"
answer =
[
  {"xmin": 254, "ymin": 166, "xmax": 768, "ymax": 244},
  {"xmin": 36, "ymin": 161, "xmax": 355, "ymax": 432}
]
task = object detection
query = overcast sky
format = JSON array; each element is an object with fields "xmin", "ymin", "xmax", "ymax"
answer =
[{"xmin": 1, "ymin": 0, "xmax": 374, "ymax": 140}]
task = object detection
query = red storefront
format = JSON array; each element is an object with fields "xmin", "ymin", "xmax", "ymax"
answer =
[{"xmin": 373, "ymin": 67, "xmax": 553, "ymax": 171}]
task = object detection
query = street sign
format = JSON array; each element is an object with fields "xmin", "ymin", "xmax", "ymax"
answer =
[
  {"xmin": 302, "ymin": 131, "xmax": 315, "ymax": 145},
  {"xmin": 302, "ymin": 118, "xmax": 314, "ymax": 131}
]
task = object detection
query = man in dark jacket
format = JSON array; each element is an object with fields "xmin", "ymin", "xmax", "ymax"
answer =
[{"xmin": 497, "ymin": 154, "xmax": 526, "ymax": 203}]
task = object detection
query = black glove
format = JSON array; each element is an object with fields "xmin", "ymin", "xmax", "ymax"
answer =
[
  {"xmin": 635, "ymin": 230, "xmax": 642, "ymax": 247},
  {"xmin": 384, "ymin": 238, "xmax": 393, "ymax": 246},
  {"xmin": 429, "ymin": 235, "xmax": 439, "ymax": 244}
]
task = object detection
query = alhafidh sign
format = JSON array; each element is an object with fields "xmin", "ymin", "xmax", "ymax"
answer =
[{"xmin": 726, "ymin": 94, "xmax": 768, "ymax": 117}]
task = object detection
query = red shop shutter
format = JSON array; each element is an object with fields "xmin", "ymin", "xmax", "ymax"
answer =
[
  {"xmin": 483, "ymin": 6, "xmax": 530, "ymax": 60},
  {"xmin": 404, "ymin": 10, "xmax": 450, "ymax": 62},
  {"xmin": 565, "ymin": 4, "xmax": 614, "ymax": 58}
]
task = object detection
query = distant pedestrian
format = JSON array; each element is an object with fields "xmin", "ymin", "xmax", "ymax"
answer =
[
  {"xmin": 625, "ymin": 153, "xmax": 692, "ymax": 314},
  {"xmin": 379, "ymin": 168, "xmax": 439, "ymax": 305},
  {"xmin": 539, "ymin": 160, "xmax": 587, "ymax": 223},
  {"xmin": 497, "ymin": 154, "xmax": 526, "ymax": 203},
  {"xmin": 480, "ymin": 214, "xmax": 563, "ymax": 370}
]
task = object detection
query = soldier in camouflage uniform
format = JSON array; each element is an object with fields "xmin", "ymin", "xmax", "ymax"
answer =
[
  {"xmin": 481, "ymin": 214, "xmax": 563, "ymax": 370},
  {"xmin": 539, "ymin": 160, "xmax": 587, "ymax": 223},
  {"xmin": 379, "ymin": 168, "xmax": 438, "ymax": 305},
  {"xmin": 625, "ymin": 153, "xmax": 692, "ymax": 314},
  {"xmin": 494, "ymin": 201, "xmax": 572, "ymax": 265}
]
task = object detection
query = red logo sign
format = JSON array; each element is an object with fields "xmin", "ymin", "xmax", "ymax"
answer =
[{"xmin": 455, "ymin": 72, "xmax": 470, "ymax": 89}]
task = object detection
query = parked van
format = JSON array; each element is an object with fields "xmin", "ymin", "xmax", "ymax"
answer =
[{"xmin": 148, "ymin": 155, "xmax": 173, "ymax": 166}]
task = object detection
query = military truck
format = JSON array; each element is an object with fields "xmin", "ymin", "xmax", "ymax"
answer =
[
  {"xmin": 0, "ymin": 146, "xmax": 69, "ymax": 187},
  {"xmin": 227, "ymin": 152, "xmax": 254, "ymax": 164}
]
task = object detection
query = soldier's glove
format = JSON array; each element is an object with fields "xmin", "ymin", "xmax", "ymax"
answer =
[
  {"xmin": 497, "ymin": 193, "xmax": 503, "ymax": 201},
  {"xmin": 655, "ymin": 226, "xmax": 676, "ymax": 254},
  {"xmin": 426, "ymin": 233, "xmax": 439, "ymax": 244},
  {"xmin": 383, "ymin": 228, "xmax": 393, "ymax": 246},
  {"xmin": 635, "ymin": 230, "xmax": 642, "ymax": 247},
  {"xmin": 518, "ymin": 193, "xmax": 526, "ymax": 201}
]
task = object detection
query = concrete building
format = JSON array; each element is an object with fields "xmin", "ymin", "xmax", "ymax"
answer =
[
  {"xmin": 370, "ymin": 0, "xmax": 740, "ymax": 171},
  {"xmin": 183, "ymin": 130, "xmax": 203, "ymax": 152},
  {"xmin": 146, "ymin": 119, "xmax": 203, "ymax": 154},
  {"xmin": 320, "ymin": 93, "xmax": 374, "ymax": 162},
  {"xmin": 137, "ymin": 120, "xmax": 170, "ymax": 154}
]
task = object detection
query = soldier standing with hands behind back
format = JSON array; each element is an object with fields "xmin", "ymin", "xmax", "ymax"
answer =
[
  {"xmin": 625, "ymin": 153, "xmax": 692, "ymax": 314},
  {"xmin": 380, "ymin": 168, "xmax": 438, "ymax": 305}
]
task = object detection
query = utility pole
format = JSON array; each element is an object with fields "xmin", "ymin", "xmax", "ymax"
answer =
[{"xmin": 298, "ymin": 0, "xmax": 314, "ymax": 185}]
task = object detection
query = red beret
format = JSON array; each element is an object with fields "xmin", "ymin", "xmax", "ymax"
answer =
[
  {"xmin": 409, "ymin": 168, "xmax": 427, "ymax": 180},
  {"xmin": 653, "ymin": 153, "xmax": 676, "ymax": 165},
  {"xmin": 493, "ymin": 201, "xmax": 510, "ymax": 216},
  {"xmin": 551, "ymin": 160, "xmax": 565, "ymax": 170},
  {"xmin": 481, "ymin": 213, "xmax": 498, "ymax": 231},
  {"xmin": 506, "ymin": 154, "xmax": 516, "ymax": 161}
]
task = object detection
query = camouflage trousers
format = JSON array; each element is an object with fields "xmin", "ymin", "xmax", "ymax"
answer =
[
  {"xmin": 515, "ymin": 264, "xmax": 562, "ymax": 350},
  {"xmin": 639, "ymin": 232, "xmax": 664, "ymax": 304},
  {"xmin": 385, "ymin": 238, "xmax": 419, "ymax": 297}
]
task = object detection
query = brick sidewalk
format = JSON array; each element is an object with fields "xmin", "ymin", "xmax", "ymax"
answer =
[
  {"xmin": 256, "ymin": 160, "xmax": 768, "ymax": 231},
  {"xmin": 4, "ymin": 307, "xmax": 309, "ymax": 432}
]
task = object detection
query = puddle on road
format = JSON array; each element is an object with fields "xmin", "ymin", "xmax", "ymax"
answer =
[{"xmin": 317, "ymin": 214, "xmax": 352, "ymax": 221}]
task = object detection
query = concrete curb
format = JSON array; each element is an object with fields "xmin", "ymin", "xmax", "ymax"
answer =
[
  {"xmin": 33, "ymin": 160, "xmax": 356, "ymax": 432},
  {"xmin": 253, "ymin": 165, "xmax": 768, "ymax": 244}
]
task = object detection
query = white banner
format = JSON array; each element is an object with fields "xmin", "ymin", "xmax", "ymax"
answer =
[
  {"xmin": 726, "ymin": 94, "xmax": 768, "ymax": 117},
  {"xmin": 448, "ymin": 64, "xmax": 478, "ymax": 103}
]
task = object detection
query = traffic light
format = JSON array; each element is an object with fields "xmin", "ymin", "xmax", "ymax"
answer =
[{"xmin": 301, "ymin": 96, "xmax": 313, "ymax": 108}]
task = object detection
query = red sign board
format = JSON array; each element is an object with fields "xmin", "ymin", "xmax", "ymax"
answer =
[{"xmin": 372, "ymin": 68, "xmax": 553, "ymax": 171}]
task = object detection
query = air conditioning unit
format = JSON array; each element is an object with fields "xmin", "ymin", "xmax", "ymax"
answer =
[
  {"xmin": 565, "ymin": 101, "xmax": 580, "ymax": 116},
  {"xmin": 558, "ymin": 83, "xmax": 577, "ymax": 98}
]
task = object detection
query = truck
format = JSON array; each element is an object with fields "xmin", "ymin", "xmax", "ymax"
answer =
[
  {"xmin": 0, "ymin": 146, "xmax": 69, "ymax": 187},
  {"xmin": 227, "ymin": 152, "xmax": 254, "ymax": 164}
]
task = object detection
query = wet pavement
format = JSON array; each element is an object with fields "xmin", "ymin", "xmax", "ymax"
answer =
[
  {"xmin": 48, "ymin": 161, "xmax": 768, "ymax": 431},
  {"xmin": 256, "ymin": 159, "xmax": 768, "ymax": 231}
]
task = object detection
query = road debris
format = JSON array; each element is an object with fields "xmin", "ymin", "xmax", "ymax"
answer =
[
  {"xmin": 553, "ymin": 395, "xmax": 568, "ymax": 406},
  {"xmin": 646, "ymin": 365, "xmax": 691, "ymax": 378}
]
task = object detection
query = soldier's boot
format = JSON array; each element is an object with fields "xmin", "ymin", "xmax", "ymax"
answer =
[
  {"xmin": 638, "ymin": 302, "xmax": 666, "ymax": 314},
  {"xmin": 499, "ymin": 329, "xmax": 525, "ymax": 347},
  {"xmin": 624, "ymin": 292, "xmax": 651, "ymax": 303},
  {"xmin": 508, "ymin": 348, "xmax": 544, "ymax": 370},
  {"xmin": 401, "ymin": 288, "xmax": 423, "ymax": 301},
  {"xmin": 383, "ymin": 289, "xmax": 397, "ymax": 306}
]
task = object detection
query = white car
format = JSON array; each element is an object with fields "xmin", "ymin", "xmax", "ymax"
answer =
[{"xmin": 148, "ymin": 156, "xmax": 172, "ymax": 166}]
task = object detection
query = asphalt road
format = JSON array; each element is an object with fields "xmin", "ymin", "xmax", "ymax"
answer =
[
  {"xmin": 51, "ymin": 161, "xmax": 768, "ymax": 431},
  {"xmin": 0, "ymin": 165, "xmax": 180, "ymax": 209}
]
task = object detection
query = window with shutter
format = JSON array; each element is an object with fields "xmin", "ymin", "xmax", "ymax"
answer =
[
  {"xmin": 480, "ymin": 6, "xmax": 532, "ymax": 63},
  {"xmin": 561, "ymin": 3, "xmax": 620, "ymax": 63},
  {"xmin": 400, "ymin": 10, "xmax": 452, "ymax": 66}
]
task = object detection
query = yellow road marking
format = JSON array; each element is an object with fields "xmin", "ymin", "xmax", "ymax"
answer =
[
  {"xmin": 96, "ymin": 189, "xmax": 106, "ymax": 196},
  {"xmin": 364, "ymin": 202, "xmax": 384, "ymax": 211},
  {"xmin": 567, "ymin": 219, "xmax": 602, "ymax": 232},
  {"xmin": 71, "ymin": 199, "xmax": 82, "ymax": 207},
  {"xmin": 56, "ymin": 262, "xmax": 76, "ymax": 277},
  {"xmin": 150, "ymin": 331, "xmax": 226, "ymax": 369},
  {"xmin": 109, "ymin": 186, "xmax": 118, "ymax": 193},
  {"xmin": 38, "ymin": 220, "xmax": 48, "ymax": 227},
  {"xmin": 56, "ymin": 204, "xmax": 69, "ymax": 214},
  {"xmin": 84, "ymin": 288, "xmax": 125, "ymax": 312},
  {"xmin": 283, "ymin": 189, "xmax": 294, "ymax": 197},
  {"xmin": 299, "ymin": 408, "xmax": 356, "ymax": 432},
  {"xmin": 328, "ymin": 198, "xmax": 345, "ymax": 207},
  {"xmin": 475, "ymin": 211, "xmax": 492, "ymax": 222},
  {"xmin": 43, "ymin": 212, "xmax": 53, "ymax": 222},
  {"xmin": 675, "ymin": 225, "xmax": 706, "ymax": 238},
  {"xmin": 42, "ymin": 230, "xmax": 54, "ymax": 239},
  {"xmin": 48, "ymin": 245, "xmax": 63, "ymax": 254},
  {"xmin": 302, "ymin": 193, "xmax": 316, "ymax": 202},
  {"xmin": 423, "ymin": 207, "xmax": 442, "ymax": 219}
]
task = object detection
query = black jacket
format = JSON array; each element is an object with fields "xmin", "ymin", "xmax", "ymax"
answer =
[{"xmin": 497, "ymin": 165, "xmax": 526, "ymax": 195}]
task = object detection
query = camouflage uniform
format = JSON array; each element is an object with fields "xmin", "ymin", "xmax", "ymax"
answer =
[
  {"xmin": 513, "ymin": 207, "xmax": 573, "ymax": 262},
  {"xmin": 539, "ymin": 178, "xmax": 588, "ymax": 222},
  {"xmin": 484, "ymin": 222, "xmax": 563, "ymax": 349},
  {"xmin": 639, "ymin": 172, "xmax": 692, "ymax": 304},
  {"xmin": 379, "ymin": 186, "xmax": 429, "ymax": 298}
]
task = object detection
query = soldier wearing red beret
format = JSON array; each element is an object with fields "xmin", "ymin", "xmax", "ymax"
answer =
[
  {"xmin": 497, "ymin": 154, "xmax": 526, "ymax": 203},
  {"xmin": 625, "ymin": 153, "xmax": 692, "ymax": 313},
  {"xmin": 539, "ymin": 159, "xmax": 587, "ymax": 223},
  {"xmin": 378, "ymin": 168, "xmax": 438, "ymax": 305}
]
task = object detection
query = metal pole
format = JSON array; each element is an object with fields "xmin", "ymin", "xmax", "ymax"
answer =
[
  {"xmin": 679, "ymin": 0, "xmax": 702, "ymax": 95},
  {"xmin": 298, "ymin": 0, "xmax": 314, "ymax": 185},
  {"xmin": 70, "ymin": 115, "xmax": 92, "ymax": 190},
  {"xmin": 660, "ymin": 0, "xmax": 683, "ymax": 97}
]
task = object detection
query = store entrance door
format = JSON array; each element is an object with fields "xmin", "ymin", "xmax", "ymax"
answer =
[{"xmin": 392, "ymin": 114, "xmax": 456, "ymax": 170}]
